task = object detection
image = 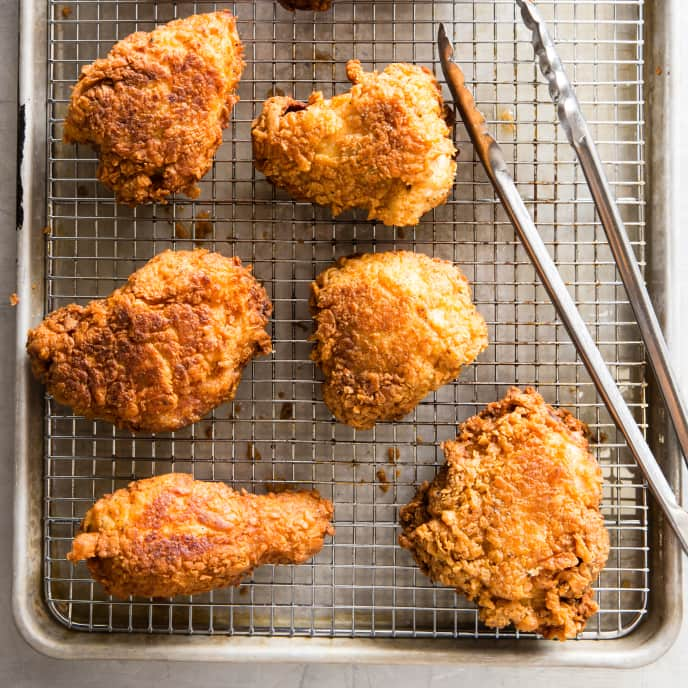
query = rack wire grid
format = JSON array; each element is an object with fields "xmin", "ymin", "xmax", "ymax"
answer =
[{"xmin": 43, "ymin": 0, "xmax": 649, "ymax": 639}]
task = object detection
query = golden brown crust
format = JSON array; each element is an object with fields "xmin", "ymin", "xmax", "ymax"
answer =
[
  {"xmin": 252, "ymin": 60, "xmax": 457, "ymax": 227},
  {"xmin": 67, "ymin": 473, "xmax": 335, "ymax": 598},
  {"xmin": 277, "ymin": 0, "xmax": 333, "ymax": 10},
  {"xmin": 63, "ymin": 11, "xmax": 244, "ymax": 205},
  {"xmin": 26, "ymin": 249, "xmax": 272, "ymax": 433},
  {"xmin": 309, "ymin": 251, "xmax": 488, "ymax": 428},
  {"xmin": 399, "ymin": 387, "xmax": 610, "ymax": 641}
]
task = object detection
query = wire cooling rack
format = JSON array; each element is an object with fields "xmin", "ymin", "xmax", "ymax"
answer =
[{"xmin": 43, "ymin": 0, "xmax": 648, "ymax": 639}]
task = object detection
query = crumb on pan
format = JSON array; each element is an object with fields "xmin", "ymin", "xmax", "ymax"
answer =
[
  {"xmin": 376, "ymin": 468, "xmax": 390, "ymax": 493},
  {"xmin": 498, "ymin": 108, "xmax": 516, "ymax": 136}
]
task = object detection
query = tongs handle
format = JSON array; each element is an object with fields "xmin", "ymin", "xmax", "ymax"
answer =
[
  {"xmin": 437, "ymin": 25, "xmax": 688, "ymax": 556},
  {"xmin": 516, "ymin": 0, "xmax": 688, "ymax": 472}
]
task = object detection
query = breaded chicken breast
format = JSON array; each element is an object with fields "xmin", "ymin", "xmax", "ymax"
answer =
[
  {"xmin": 399, "ymin": 387, "xmax": 610, "ymax": 641},
  {"xmin": 26, "ymin": 249, "xmax": 271, "ymax": 433},
  {"xmin": 68, "ymin": 473, "xmax": 335, "ymax": 598},
  {"xmin": 310, "ymin": 251, "xmax": 488, "ymax": 428},
  {"xmin": 252, "ymin": 60, "xmax": 457, "ymax": 226},
  {"xmin": 63, "ymin": 11, "xmax": 244, "ymax": 205}
]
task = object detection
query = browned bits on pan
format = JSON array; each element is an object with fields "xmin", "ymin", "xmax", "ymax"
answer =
[
  {"xmin": 265, "ymin": 87, "xmax": 286, "ymax": 99},
  {"xmin": 194, "ymin": 211, "xmax": 213, "ymax": 239},
  {"xmin": 246, "ymin": 442, "xmax": 262, "ymax": 461},
  {"xmin": 376, "ymin": 468, "xmax": 390, "ymax": 493},
  {"xmin": 174, "ymin": 221, "xmax": 191, "ymax": 239}
]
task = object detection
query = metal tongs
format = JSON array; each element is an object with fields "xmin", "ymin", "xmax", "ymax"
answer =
[{"xmin": 437, "ymin": 2, "xmax": 688, "ymax": 555}]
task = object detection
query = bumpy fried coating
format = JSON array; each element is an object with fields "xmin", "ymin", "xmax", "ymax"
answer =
[
  {"xmin": 399, "ymin": 387, "xmax": 610, "ymax": 641},
  {"xmin": 63, "ymin": 11, "xmax": 244, "ymax": 205},
  {"xmin": 252, "ymin": 60, "xmax": 457, "ymax": 226},
  {"xmin": 277, "ymin": 0, "xmax": 333, "ymax": 10},
  {"xmin": 310, "ymin": 251, "xmax": 488, "ymax": 428},
  {"xmin": 26, "ymin": 249, "xmax": 271, "ymax": 433},
  {"xmin": 67, "ymin": 473, "xmax": 335, "ymax": 598}
]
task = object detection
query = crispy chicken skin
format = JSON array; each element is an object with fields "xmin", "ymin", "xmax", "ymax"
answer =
[
  {"xmin": 63, "ymin": 11, "xmax": 244, "ymax": 205},
  {"xmin": 277, "ymin": 0, "xmax": 333, "ymax": 10},
  {"xmin": 26, "ymin": 249, "xmax": 272, "ymax": 433},
  {"xmin": 252, "ymin": 60, "xmax": 457, "ymax": 226},
  {"xmin": 399, "ymin": 387, "xmax": 610, "ymax": 641},
  {"xmin": 67, "ymin": 473, "xmax": 335, "ymax": 598},
  {"xmin": 310, "ymin": 251, "xmax": 488, "ymax": 428}
]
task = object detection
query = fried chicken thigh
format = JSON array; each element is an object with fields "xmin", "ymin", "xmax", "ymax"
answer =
[
  {"xmin": 310, "ymin": 251, "xmax": 488, "ymax": 428},
  {"xmin": 399, "ymin": 387, "xmax": 610, "ymax": 640},
  {"xmin": 252, "ymin": 60, "xmax": 457, "ymax": 226},
  {"xmin": 68, "ymin": 473, "xmax": 335, "ymax": 598},
  {"xmin": 63, "ymin": 11, "xmax": 244, "ymax": 205},
  {"xmin": 26, "ymin": 249, "xmax": 271, "ymax": 433},
  {"xmin": 277, "ymin": 0, "xmax": 333, "ymax": 10}
]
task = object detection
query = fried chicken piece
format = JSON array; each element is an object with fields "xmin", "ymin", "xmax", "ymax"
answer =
[
  {"xmin": 67, "ymin": 473, "xmax": 335, "ymax": 598},
  {"xmin": 26, "ymin": 249, "xmax": 271, "ymax": 433},
  {"xmin": 399, "ymin": 387, "xmax": 610, "ymax": 641},
  {"xmin": 277, "ymin": 0, "xmax": 333, "ymax": 10},
  {"xmin": 310, "ymin": 251, "xmax": 488, "ymax": 428},
  {"xmin": 63, "ymin": 11, "xmax": 244, "ymax": 205},
  {"xmin": 252, "ymin": 60, "xmax": 457, "ymax": 226}
]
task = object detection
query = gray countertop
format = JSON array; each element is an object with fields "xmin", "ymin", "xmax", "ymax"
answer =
[{"xmin": 2, "ymin": 2, "xmax": 687, "ymax": 685}]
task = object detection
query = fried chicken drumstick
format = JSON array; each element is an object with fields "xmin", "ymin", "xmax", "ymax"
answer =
[
  {"xmin": 399, "ymin": 387, "xmax": 610, "ymax": 641},
  {"xmin": 26, "ymin": 249, "xmax": 271, "ymax": 433},
  {"xmin": 310, "ymin": 251, "xmax": 488, "ymax": 428},
  {"xmin": 64, "ymin": 11, "xmax": 244, "ymax": 205},
  {"xmin": 67, "ymin": 473, "xmax": 335, "ymax": 598},
  {"xmin": 252, "ymin": 60, "xmax": 457, "ymax": 226}
]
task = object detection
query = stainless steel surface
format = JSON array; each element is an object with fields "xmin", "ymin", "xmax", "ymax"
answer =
[
  {"xmin": 515, "ymin": 0, "xmax": 688, "ymax": 476},
  {"xmin": 437, "ymin": 23, "xmax": 688, "ymax": 556},
  {"xmin": 12, "ymin": 0, "xmax": 684, "ymax": 666}
]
